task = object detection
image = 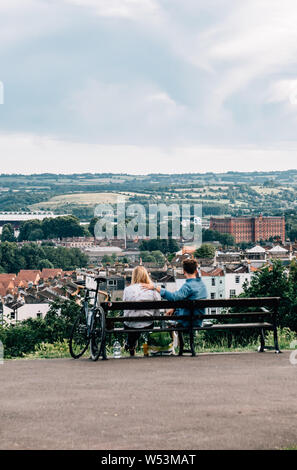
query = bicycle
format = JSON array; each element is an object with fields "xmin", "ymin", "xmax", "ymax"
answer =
[{"xmin": 69, "ymin": 276, "xmax": 110, "ymax": 361}]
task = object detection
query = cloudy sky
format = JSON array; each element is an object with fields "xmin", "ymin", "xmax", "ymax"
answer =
[{"xmin": 0, "ymin": 0, "xmax": 297, "ymax": 174}]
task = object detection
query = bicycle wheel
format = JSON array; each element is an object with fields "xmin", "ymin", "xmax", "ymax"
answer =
[
  {"xmin": 69, "ymin": 307, "xmax": 90, "ymax": 359},
  {"xmin": 90, "ymin": 307, "xmax": 106, "ymax": 361}
]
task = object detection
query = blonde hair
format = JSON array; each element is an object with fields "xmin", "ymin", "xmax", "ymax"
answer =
[{"xmin": 131, "ymin": 266, "xmax": 151, "ymax": 285}]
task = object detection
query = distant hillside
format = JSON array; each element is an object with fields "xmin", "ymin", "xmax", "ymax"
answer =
[{"xmin": 0, "ymin": 171, "xmax": 296, "ymax": 219}]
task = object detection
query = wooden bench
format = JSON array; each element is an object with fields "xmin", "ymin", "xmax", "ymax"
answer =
[{"xmin": 99, "ymin": 297, "xmax": 281, "ymax": 360}]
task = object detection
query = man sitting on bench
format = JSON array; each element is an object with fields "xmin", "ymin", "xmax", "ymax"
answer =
[{"xmin": 141, "ymin": 258, "xmax": 208, "ymax": 328}]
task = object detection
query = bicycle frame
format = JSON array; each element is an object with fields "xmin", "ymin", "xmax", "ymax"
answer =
[{"xmin": 82, "ymin": 280, "xmax": 109, "ymax": 337}]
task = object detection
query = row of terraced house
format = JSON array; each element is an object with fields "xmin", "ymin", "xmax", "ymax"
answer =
[{"xmin": 1, "ymin": 241, "xmax": 296, "ymax": 324}]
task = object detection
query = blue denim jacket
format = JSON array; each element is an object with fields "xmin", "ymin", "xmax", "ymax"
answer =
[{"xmin": 160, "ymin": 277, "xmax": 208, "ymax": 327}]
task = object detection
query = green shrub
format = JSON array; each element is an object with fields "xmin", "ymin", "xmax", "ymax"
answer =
[
  {"xmin": 265, "ymin": 327, "xmax": 297, "ymax": 350},
  {"xmin": 148, "ymin": 331, "xmax": 172, "ymax": 347},
  {"xmin": 22, "ymin": 340, "xmax": 72, "ymax": 359},
  {"xmin": 0, "ymin": 299, "xmax": 80, "ymax": 358},
  {"xmin": 0, "ymin": 319, "xmax": 51, "ymax": 358}
]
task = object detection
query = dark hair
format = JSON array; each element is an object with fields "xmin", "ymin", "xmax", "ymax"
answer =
[{"xmin": 183, "ymin": 258, "xmax": 198, "ymax": 274}]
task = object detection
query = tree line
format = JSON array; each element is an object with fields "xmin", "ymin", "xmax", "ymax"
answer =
[
  {"xmin": 0, "ymin": 241, "xmax": 88, "ymax": 273},
  {"xmin": 202, "ymin": 229, "xmax": 235, "ymax": 246},
  {"xmin": 1, "ymin": 216, "xmax": 87, "ymax": 243}
]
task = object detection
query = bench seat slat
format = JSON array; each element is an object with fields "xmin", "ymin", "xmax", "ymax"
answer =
[
  {"xmin": 105, "ymin": 322, "xmax": 273, "ymax": 334},
  {"xmin": 201, "ymin": 322, "xmax": 273, "ymax": 330}
]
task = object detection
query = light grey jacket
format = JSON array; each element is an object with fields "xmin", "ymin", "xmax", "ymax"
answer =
[{"xmin": 123, "ymin": 283, "xmax": 161, "ymax": 328}]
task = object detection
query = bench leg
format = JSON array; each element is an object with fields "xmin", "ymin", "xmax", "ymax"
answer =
[
  {"xmin": 189, "ymin": 329, "xmax": 196, "ymax": 357},
  {"xmin": 273, "ymin": 327, "xmax": 281, "ymax": 354},
  {"xmin": 101, "ymin": 337, "xmax": 108, "ymax": 360},
  {"xmin": 258, "ymin": 328, "xmax": 265, "ymax": 352},
  {"xmin": 178, "ymin": 332, "xmax": 184, "ymax": 356}
]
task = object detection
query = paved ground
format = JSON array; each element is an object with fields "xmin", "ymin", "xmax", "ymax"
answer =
[{"xmin": 0, "ymin": 351, "xmax": 297, "ymax": 450}]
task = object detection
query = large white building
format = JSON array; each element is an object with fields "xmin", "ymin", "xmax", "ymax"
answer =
[
  {"xmin": 200, "ymin": 267, "xmax": 225, "ymax": 314},
  {"xmin": 167, "ymin": 262, "xmax": 255, "ymax": 316},
  {"xmin": 224, "ymin": 265, "xmax": 252, "ymax": 299},
  {"xmin": 174, "ymin": 267, "xmax": 225, "ymax": 314},
  {"xmin": 3, "ymin": 303, "xmax": 50, "ymax": 324}
]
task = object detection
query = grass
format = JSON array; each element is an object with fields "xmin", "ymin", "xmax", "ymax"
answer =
[
  {"xmin": 21, "ymin": 340, "xmax": 73, "ymax": 359},
  {"xmin": 5, "ymin": 328, "xmax": 297, "ymax": 360},
  {"xmin": 251, "ymin": 186, "xmax": 282, "ymax": 195},
  {"xmin": 19, "ymin": 340, "xmax": 133, "ymax": 359},
  {"xmin": 29, "ymin": 192, "xmax": 128, "ymax": 209},
  {"xmin": 193, "ymin": 327, "xmax": 297, "ymax": 354}
]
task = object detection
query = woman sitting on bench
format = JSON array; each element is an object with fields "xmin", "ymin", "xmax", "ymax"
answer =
[{"xmin": 123, "ymin": 266, "xmax": 160, "ymax": 356}]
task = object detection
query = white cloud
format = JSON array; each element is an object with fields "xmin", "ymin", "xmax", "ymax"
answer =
[
  {"xmin": 0, "ymin": 0, "xmax": 37, "ymax": 11},
  {"xmin": 267, "ymin": 80, "xmax": 297, "ymax": 106},
  {"xmin": 132, "ymin": 0, "xmax": 297, "ymax": 115},
  {"xmin": 62, "ymin": 0, "xmax": 297, "ymax": 122},
  {"xmin": 177, "ymin": 0, "xmax": 297, "ymax": 115},
  {"xmin": 1, "ymin": 132, "xmax": 297, "ymax": 174},
  {"xmin": 0, "ymin": 1, "xmax": 69, "ymax": 46},
  {"xmin": 66, "ymin": 79, "xmax": 186, "ymax": 141},
  {"xmin": 1, "ymin": 1, "xmax": 297, "ymax": 171},
  {"xmin": 63, "ymin": 0, "xmax": 159, "ymax": 19}
]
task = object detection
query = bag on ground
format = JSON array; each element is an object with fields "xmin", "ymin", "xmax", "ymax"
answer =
[{"xmin": 147, "ymin": 331, "xmax": 176, "ymax": 356}]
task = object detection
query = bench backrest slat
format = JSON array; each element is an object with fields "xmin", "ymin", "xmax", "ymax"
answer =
[{"xmin": 102, "ymin": 297, "xmax": 280, "ymax": 312}]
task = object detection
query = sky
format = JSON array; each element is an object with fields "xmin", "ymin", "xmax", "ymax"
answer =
[{"xmin": 0, "ymin": 0, "xmax": 297, "ymax": 174}]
